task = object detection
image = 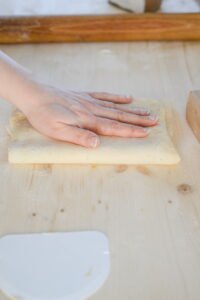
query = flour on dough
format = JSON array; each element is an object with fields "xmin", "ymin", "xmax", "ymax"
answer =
[{"xmin": 8, "ymin": 100, "xmax": 180, "ymax": 165}]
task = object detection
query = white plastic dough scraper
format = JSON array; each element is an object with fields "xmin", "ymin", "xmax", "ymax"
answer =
[{"xmin": 0, "ymin": 231, "xmax": 110, "ymax": 300}]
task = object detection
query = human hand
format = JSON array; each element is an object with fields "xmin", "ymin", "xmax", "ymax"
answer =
[{"xmin": 22, "ymin": 85, "xmax": 158, "ymax": 148}]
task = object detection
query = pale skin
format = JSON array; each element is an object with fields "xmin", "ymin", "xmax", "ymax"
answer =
[{"xmin": 0, "ymin": 51, "xmax": 158, "ymax": 148}]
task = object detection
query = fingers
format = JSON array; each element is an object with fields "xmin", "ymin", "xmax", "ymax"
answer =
[
  {"xmin": 75, "ymin": 91, "xmax": 151, "ymax": 117},
  {"xmin": 125, "ymin": 106, "xmax": 151, "ymax": 116},
  {"xmin": 87, "ymin": 117, "xmax": 150, "ymax": 138},
  {"xmin": 88, "ymin": 92, "xmax": 133, "ymax": 104},
  {"xmin": 62, "ymin": 95, "xmax": 153, "ymax": 126},
  {"xmin": 48, "ymin": 125, "xmax": 100, "ymax": 148},
  {"xmin": 93, "ymin": 99, "xmax": 150, "ymax": 116},
  {"xmin": 94, "ymin": 107, "xmax": 158, "ymax": 127}
]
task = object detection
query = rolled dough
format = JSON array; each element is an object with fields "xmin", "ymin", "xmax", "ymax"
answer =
[{"xmin": 8, "ymin": 100, "xmax": 180, "ymax": 165}]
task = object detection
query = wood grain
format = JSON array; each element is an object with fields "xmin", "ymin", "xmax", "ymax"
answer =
[
  {"xmin": 0, "ymin": 1, "xmax": 200, "ymax": 300},
  {"xmin": 0, "ymin": 40, "xmax": 200, "ymax": 300},
  {"xmin": 0, "ymin": 13, "xmax": 200, "ymax": 44},
  {"xmin": 186, "ymin": 91, "xmax": 200, "ymax": 142}
]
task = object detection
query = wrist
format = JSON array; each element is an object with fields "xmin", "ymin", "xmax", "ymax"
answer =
[
  {"xmin": 7, "ymin": 76, "xmax": 43, "ymax": 113},
  {"xmin": 0, "ymin": 51, "xmax": 44, "ymax": 115}
]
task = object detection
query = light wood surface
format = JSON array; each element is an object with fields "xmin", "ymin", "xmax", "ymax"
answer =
[
  {"xmin": 0, "ymin": 1, "xmax": 200, "ymax": 300},
  {"xmin": 187, "ymin": 90, "xmax": 200, "ymax": 142},
  {"xmin": 0, "ymin": 13, "xmax": 200, "ymax": 44},
  {"xmin": 0, "ymin": 41, "xmax": 200, "ymax": 300}
]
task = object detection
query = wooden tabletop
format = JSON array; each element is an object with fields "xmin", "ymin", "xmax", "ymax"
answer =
[{"xmin": 0, "ymin": 1, "xmax": 200, "ymax": 300}]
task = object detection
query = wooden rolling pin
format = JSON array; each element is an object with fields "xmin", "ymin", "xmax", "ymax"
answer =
[
  {"xmin": 0, "ymin": 13, "xmax": 200, "ymax": 44},
  {"xmin": 186, "ymin": 90, "xmax": 200, "ymax": 142}
]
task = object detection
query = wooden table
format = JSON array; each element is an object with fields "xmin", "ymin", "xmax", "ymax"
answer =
[{"xmin": 0, "ymin": 1, "xmax": 200, "ymax": 300}]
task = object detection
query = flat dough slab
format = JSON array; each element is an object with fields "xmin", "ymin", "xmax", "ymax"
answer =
[{"xmin": 8, "ymin": 100, "xmax": 180, "ymax": 165}]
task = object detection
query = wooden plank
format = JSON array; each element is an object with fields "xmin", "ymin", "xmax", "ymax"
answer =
[
  {"xmin": 0, "ymin": 39, "xmax": 200, "ymax": 300},
  {"xmin": 0, "ymin": 13, "xmax": 200, "ymax": 44},
  {"xmin": 186, "ymin": 90, "xmax": 200, "ymax": 142},
  {"xmin": 1, "ymin": 2, "xmax": 200, "ymax": 300}
]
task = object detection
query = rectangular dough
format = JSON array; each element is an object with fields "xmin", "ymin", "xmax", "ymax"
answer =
[{"xmin": 8, "ymin": 100, "xmax": 180, "ymax": 165}]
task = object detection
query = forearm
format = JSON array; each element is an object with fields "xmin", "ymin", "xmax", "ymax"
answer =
[{"xmin": 0, "ymin": 50, "xmax": 41, "ymax": 113}]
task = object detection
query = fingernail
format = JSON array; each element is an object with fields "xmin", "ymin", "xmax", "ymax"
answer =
[
  {"xmin": 89, "ymin": 136, "xmax": 99, "ymax": 148},
  {"xmin": 120, "ymin": 94, "xmax": 132, "ymax": 99},
  {"xmin": 148, "ymin": 115, "xmax": 158, "ymax": 121},
  {"xmin": 142, "ymin": 128, "xmax": 150, "ymax": 134},
  {"xmin": 139, "ymin": 109, "xmax": 150, "ymax": 114}
]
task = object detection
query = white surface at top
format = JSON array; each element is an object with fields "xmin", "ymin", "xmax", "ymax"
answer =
[{"xmin": 0, "ymin": 0, "xmax": 199, "ymax": 15}]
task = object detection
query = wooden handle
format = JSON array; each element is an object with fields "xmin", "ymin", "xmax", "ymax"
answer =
[
  {"xmin": 145, "ymin": 0, "xmax": 162, "ymax": 12},
  {"xmin": 0, "ymin": 13, "xmax": 200, "ymax": 44},
  {"xmin": 186, "ymin": 91, "xmax": 200, "ymax": 142}
]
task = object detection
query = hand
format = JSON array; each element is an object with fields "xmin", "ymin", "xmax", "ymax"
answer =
[{"xmin": 22, "ymin": 85, "xmax": 158, "ymax": 148}]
